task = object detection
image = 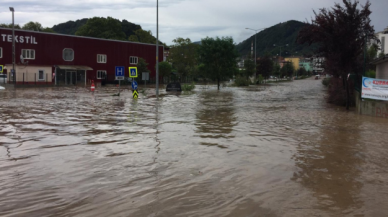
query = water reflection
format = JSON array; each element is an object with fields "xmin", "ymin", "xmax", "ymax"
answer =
[
  {"xmin": 292, "ymin": 112, "xmax": 365, "ymax": 213},
  {"xmin": 195, "ymin": 91, "xmax": 237, "ymax": 148}
]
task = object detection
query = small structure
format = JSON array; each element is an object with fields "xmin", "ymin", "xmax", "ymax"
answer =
[{"xmin": 371, "ymin": 54, "xmax": 388, "ymax": 79}]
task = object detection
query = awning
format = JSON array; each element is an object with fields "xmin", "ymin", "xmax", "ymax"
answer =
[{"xmin": 55, "ymin": 65, "xmax": 93, "ymax": 70}]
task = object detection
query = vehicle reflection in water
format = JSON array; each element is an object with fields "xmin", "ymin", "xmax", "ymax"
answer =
[{"xmin": 195, "ymin": 90, "xmax": 236, "ymax": 149}]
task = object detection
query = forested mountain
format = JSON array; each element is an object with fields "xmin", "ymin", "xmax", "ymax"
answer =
[
  {"xmin": 51, "ymin": 17, "xmax": 163, "ymax": 45},
  {"xmin": 236, "ymin": 20, "xmax": 319, "ymax": 57},
  {"xmin": 52, "ymin": 18, "xmax": 88, "ymax": 35}
]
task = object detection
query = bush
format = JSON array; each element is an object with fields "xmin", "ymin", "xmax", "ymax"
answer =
[
  {"xmin": 326, "ymin": 77, "xmax": 355, "ymax": 106},
  {"xmin": 234, "ymin": 76, "xmax": 250, "ymax": 86},
  {"xmin": 256, "ymin": 74, "xmax": 264, "ymax": 84},
  {"xmin": 365, "ymin": 70, "xmax": 376, "ymax": 78},
  {"xmin": 322, "ymin": 77, "xmax": 331, "ymax": 86},
  {"xmin": 182, "ymin": 82, "xmax": 195, "ymax": 91}
]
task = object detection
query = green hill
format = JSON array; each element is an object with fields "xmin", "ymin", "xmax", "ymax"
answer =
[
  {"xmin": 236, "ymin": 20, "xmax": 319, "ymax": 57},
  {"xmin": 52, "ymin": 18, "xmax": 141, "ymax": 39}
]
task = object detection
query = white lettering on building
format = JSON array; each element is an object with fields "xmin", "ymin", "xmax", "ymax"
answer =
[{"xmin": 1, "ymin": 34, "xmax": 38, "ymax": 44}]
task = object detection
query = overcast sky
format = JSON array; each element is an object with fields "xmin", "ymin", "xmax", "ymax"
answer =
[{"xmin": 1, "ymin": 0, "xmax": 387, "ymax": 45}]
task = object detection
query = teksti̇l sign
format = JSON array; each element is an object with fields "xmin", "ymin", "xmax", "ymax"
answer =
[
  {"xmin": 1, "ymin": 34, "xmax": 38, "ymax": 44},
  {"xmin": 362, "ymin": 76, "xmax": 388, "ymax": 101}
]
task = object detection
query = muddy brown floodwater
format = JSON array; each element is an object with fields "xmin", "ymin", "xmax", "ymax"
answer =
[{"xmin": 1, "ymin": 78, "xmax": 388, "ymax": 217}]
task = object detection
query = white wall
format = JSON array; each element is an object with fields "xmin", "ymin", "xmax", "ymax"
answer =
[
  {"xmin": 6, "ymin": 65, "xmax": 52, "ymax": 82},
  {"xmin": 376, "ymin": 32, "xmax": 388, "ymax": 56},
  {"xmin": 376, "ymin": 61, "xmax": 388, "ymax": 80}
]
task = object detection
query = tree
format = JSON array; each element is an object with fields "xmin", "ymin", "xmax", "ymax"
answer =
[
  {"xmin": 75, "ymin": 17, "xmax": 127, "ymax": 40},
  {"xmin": 168, "ymin": 37, "xmax": 199, "ymax": 81},
  {"xmin": 158, "ymin": 61, "xmax": 172, "ymax": 83},
  {"xmin": 22, "ymin": 22, "xmax": 43, "ymax": 31},
  {"xmin": 297, "ymin": 67, "xmax": 307, "ymax": 77},
  {"xmin": 137, "ymin": 58, "xmax": 150, "ymax": 75},
  {"xmin": 257, "ymin": 55, "xmax": 274, "ymax": 80},
  {"xmin": 0, "ymin": 23, "xmax": 21, "ymax": 29},
  {"xmin": 198, "ymin": 37, "xmax": 239, "ymax": 90},
  {"xmin": 281, "ymin": 62, "xmax": 294, "ymax": 78},
  {"xmin": 243, "ymin": 57, "xmax": 255, "ymax": 80},
  {"xmin": 297, "ymin": 0, "xmax": 376, "ymax": 109},
  {"xmin": 272, "ymin": 63, "xmax": 281, "ymax": 80}
]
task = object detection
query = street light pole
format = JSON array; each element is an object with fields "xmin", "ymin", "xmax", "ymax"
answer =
[
  {"xmin": 155, "ymin": 0, "xmax": 159, "ymax": 97},
  {"xmin": 9, "ymin": 7, "xmax": 15, "ymax": 83},
  {"xmin": 246, "ymin": 27, "xmax": 266, "ymax": 78}
]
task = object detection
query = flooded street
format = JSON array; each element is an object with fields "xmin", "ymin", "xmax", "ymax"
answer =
[{"xmin": 1, "ymin": 79, "xmax": 388, "ymax": 217}]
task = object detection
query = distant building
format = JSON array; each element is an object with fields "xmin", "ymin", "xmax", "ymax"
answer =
[
  {"xmin": 0, "ymin": 27, "xmax": 164, "ymax": 85},
  {"xmin": 375, "ymin": 27, "xmax": 388, "ymax": 56},
  {"xmin": 371, "ymin": 54, "xmax": 388, "ymax": 79},
  {"xmin": 299, "ymin": 58, "xmax": 313, "ymax": 72},
  {"xmin": 285, "ymin": 57, "xmax": 300, "ymax": 70},
  {"xmin": 312, "ymin": 57, "xmax": 325, "ymax": 74}
]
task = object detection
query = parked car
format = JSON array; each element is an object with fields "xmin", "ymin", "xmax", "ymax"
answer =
[{"xmin": 0, "ymin": 74, "xmax": 7, "ymax": 84}]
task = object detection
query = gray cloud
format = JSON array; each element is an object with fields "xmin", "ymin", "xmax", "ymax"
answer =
[{"xmin": 1, "ymin": 0, "xmax": 387, "ymax": 45}]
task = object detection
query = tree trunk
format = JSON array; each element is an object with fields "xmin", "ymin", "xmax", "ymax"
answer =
[
  {"xmin": 346, "ymin": 79, "xmax": 350, "ymax": 110},
  {"xmin": 217, "ymin": 78, "xmax": 220, "ymax": 90}
]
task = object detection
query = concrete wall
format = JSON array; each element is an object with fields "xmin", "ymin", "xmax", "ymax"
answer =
[
  {"xmin": 355, "ymin": 91, "xmax": 388, "ymax": 119},
  {"xmin": 6, "ymin": 65, "xmax": 52, "ymax": 84},
  {"xmin": 376, "ymin": 61, "xmax": 388, "ymax": 80}
]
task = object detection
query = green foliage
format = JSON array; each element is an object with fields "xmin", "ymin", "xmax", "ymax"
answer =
[
  {"xmin": 128, "ymin": 29, "xmax": 163, "ymax": 45},
  {"xmin": 257, "ymin": 55, "xmax": 273, "ymax": 79},
  {"xmin": 121, "ymin": 19, "xmax": 141, "ymax": 38},
  {"xmin": 378, "ymin": 52, "xmax": 385, "ymax": 58},
  {"xmin": 281, "ymin": 62, "xmax": 294, "ymax": 78},
  {"xmin": 75, "ymin": 17, "xmax": 127, "ymax": 40},
  {"xmin": 22, "ymin": 22, "xmax": 43, "ymax": 31},
  {"xmin": 322, "ymin": 78, "xmax": 331, "ymax": 86},
  {"xmin": 181, "ymin": 82, "xmax": 196, "ymax": 91},
  {"xmin": 168, "ymin": 38, "xmax": 199, "ymax": 79},
  {"xmin": 198, "ymin": 36, "xmax": 239, "ymax": 90},
  {"xmin": 234, "ymin": 76, "xmax": 250, "ymax": 86},
  {"xmin": 272, "ymin": 63, "xmax": 281, "ymax": 79},
  {"xmin": 158, "ymin": 62, "xmax": 172, "ymax": 83},
  {"xmin": 137, "ymin": 58, "xmax": 150, "ymax": 74},
  {"xmin": 365, "ymin": 70, "xmax": 376, "ymax": 78},
  {"xmin": 243, "ymin": 58, "xmax": 255, "ymax": 79},
  {"xmin": 256, "ymin": 74, "xmax": 264, "ymax": 84},
  {"xmin": 236, "ymin": 20, "xmax": 319, "ymax": 57},
  {"xmin": 297, "ymin": 67, "xmax": 307, "ymax": 76},
  {"xmin": 52, "ymin": 18, "xmax": 88, "ymax": 35},
  {"xmin": 0, "ymin": 23, "xmax": 21, "ymax": 29}
]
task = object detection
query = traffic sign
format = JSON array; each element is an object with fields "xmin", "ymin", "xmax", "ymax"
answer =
[
  {"xmin": 142, "ymin": 72, "xmax": 149, "ymax": 81},
  {"xmin": 129, "ymin": 67, "xmax": 138, "ymax": 78},
  {"xmin": 115, "ymin": 66, "xmax": 125, "ymax": 80},
  {"xmin": 133, "ymin": 90, "xmax": 138, "ymax": 99},
  {"xmin": 0, "ymin": 65, "xmax": 3, "ymax": 73},
  {"xmin": 132, "ymin": 80, "xmax": 138, "ymax": 90}
]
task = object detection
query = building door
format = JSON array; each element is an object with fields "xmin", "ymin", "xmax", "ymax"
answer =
[{"xmin": 66, "ymin": 71, "xmax": 76, "ymax": 85}]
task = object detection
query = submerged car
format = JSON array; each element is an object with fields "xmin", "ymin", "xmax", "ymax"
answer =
[{"xmin": 0, "ymin": 74, "xmax": 7, "ymax": 84}]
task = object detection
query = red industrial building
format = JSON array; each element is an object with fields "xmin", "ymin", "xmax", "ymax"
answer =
[{"xmin": 0, "ymin": 27, "xmax": 164, "ymax": 85}]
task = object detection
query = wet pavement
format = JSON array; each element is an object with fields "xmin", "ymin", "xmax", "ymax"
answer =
[{"xmin": 1, "ymin": 79, "xmax": 388, "ymax": 217}]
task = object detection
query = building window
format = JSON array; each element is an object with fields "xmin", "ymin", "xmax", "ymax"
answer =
[
  {"xmin": 22, "ymin": 49, "xmax": 35, "ymax": 59},
  {"xmin": 97, "ymin": 70, "xmax": 106, "ymax": 79},
  {"xmin": 0, "ymin": 47, "xmax": 2, "ymax": 58},
  {"xmin": 38, "ymin": 70, "xmax": 45, "ymax": 80},
  {"xmin": 130, "ymin": 56, "xmax": 138, "ymax": 64},
  {"xmin": 63, "ymin": 48, "xmax": 74, "ymax": 61},
  {"xmin": 97, "ymin": 54, "xmax": 107, "ymax": 63}
]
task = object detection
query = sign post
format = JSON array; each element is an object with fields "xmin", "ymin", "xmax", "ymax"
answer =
[
  {"xmin": 142, "ymin": 72, "xmax": 149, "ymax": 88},
  {"xmin": 115, "ymin": 66, "xmax": 125, "ymax": 96},
  {"xmin": 129, "ymin": 67, "xmax": 138, "ymax": 99}
]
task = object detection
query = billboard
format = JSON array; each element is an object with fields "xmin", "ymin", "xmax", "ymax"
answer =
[{"xmin": 362, "ymin": 77, "xmax": 388, "ymax": 101}]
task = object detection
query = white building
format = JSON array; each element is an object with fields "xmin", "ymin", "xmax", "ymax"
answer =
[{"xmin": 373, "ymin": 27, "xmax": 388, "ymax": 56}]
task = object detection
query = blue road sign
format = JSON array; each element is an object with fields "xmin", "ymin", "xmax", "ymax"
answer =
[
  {"xmin": 129, "ymin": 67, "xmax": 138, "ymax": 78},
  {"xmin": 115, "ymin": 66, "xmax": 125, "ymax": 77},
  {"xmin": 132, "ymin": 80, "xmax": 138, "ymax": 90},
  {"xmin": 0, "ymin": 65, "xmax": 3, "ymax": 73}
]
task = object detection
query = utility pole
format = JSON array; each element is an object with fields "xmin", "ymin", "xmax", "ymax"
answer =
[{"xmin": 155, "ymin": 0, "xmax": 159, "ymax": 97}]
